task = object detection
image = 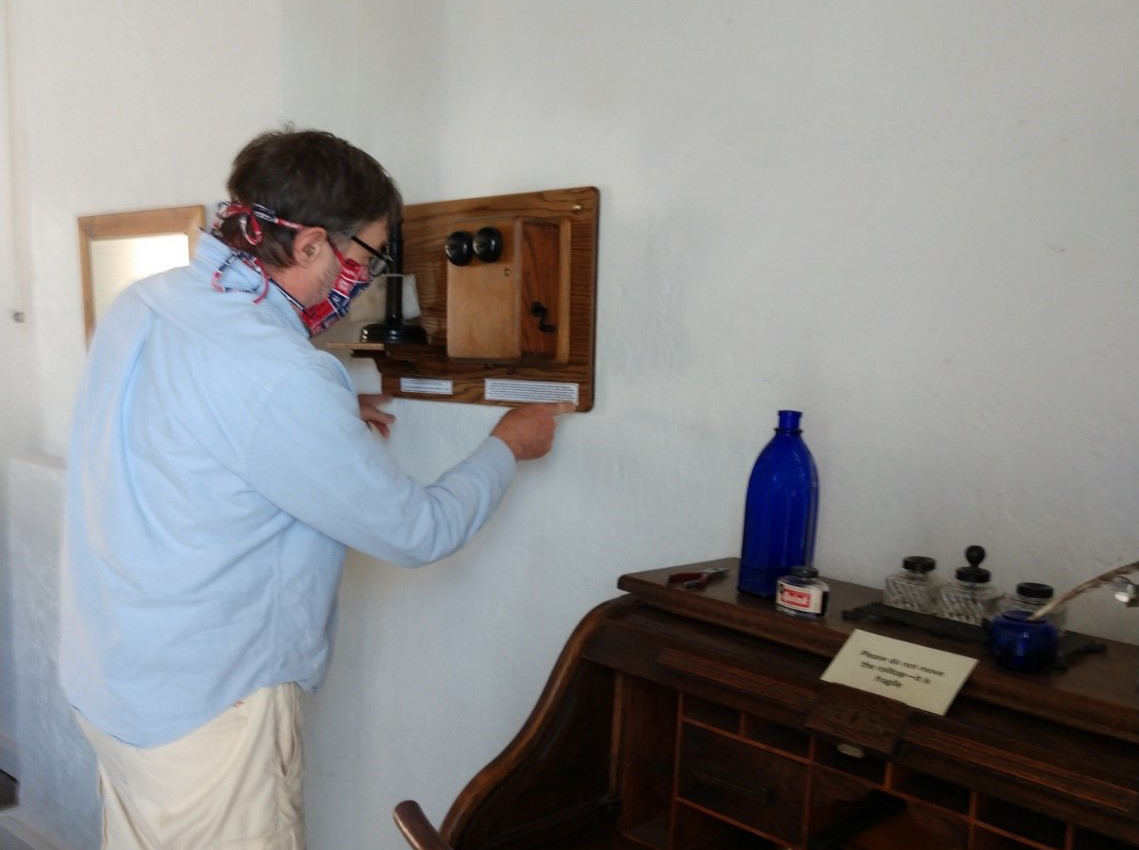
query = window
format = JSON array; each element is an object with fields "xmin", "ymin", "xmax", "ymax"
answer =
[{"xmin": 78, "ymin": 205, "xmax": 205, "ymax": 344}]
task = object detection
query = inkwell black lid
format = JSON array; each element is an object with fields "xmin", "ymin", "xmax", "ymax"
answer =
[
  {"xmin": 791, "ymin": 565, "xmax": 818, "ymax": 579},
  {"xmin": 902, "ymin": 556, "xmax": 936, "ymax": 574},
  {"xmin": 1015, "ymin": 581, "xmax": 1053, "ymax": 599},
  {"xmin": 954, "ymin": 545, "xmax": 991, "ymax": 584}
]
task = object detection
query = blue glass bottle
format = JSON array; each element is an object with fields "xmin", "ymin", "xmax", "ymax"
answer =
[{"xmin": 738, "ymin": 410, "xmax": 820, "ymax": 598}]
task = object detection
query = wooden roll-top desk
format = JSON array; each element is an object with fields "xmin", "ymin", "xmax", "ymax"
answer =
[{"xmin": 438, "ymin": 559, "xmax": 1139, "ymax": 850}]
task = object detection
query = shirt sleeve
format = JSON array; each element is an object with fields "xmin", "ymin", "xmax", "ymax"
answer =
[{"xmin": 242, "ymin": 358, "xmax": 517, "ymax": 566}]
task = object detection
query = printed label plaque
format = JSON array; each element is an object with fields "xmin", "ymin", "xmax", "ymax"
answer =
[{"xmin": 820, "ymin": 630, "xmax": 977, "ymax": 715}]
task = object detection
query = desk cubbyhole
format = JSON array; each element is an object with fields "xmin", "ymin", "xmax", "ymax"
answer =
[
  {"xmin": 678, "ymin": 723, "xmax": 806, "ymax": 846},
  {"xmin": 831, "ymin": 800, "xmax": 970, "ymax": 850},
  {"xmin": 973, "ymin": 827, "xmax": 1060, "ymax": 850},
  {"xmin": 812, "ymin": 740, "xmax": 887, "ymax": 784},
  {"xmin": 809, "ymin": 768, "xmax": 969, "ymax": 850},
  {"xmin": 622, "ymin": 814, "xmax": 670, "ymax": 850},
  {"xmin": 682, "ymin": 694, "xmax": 741, "ymax": 734},
  {"xmin": 975, "ymin": 797, "xmax": 1066, "ymax": 849},
  {"xmin": 888, "ymin": 765, "xmax": 971, "ymax": 814},
  {"xmin": 671, "ymin": 804, "xmax": 780, "ymax": 850},
  {"xmin": 617, "ymin": 675, "xmax": 677, "ymax": 844},
  {"xmin": 742, "ymin": 714, "xmax": 810, "ymax": 759},
  {"xmin": 1071, "ymin": 827, "xmax": 1136, "ymax": 850},
  {"xmin": 808, "ymin": 768, "xmax": 894, "ymax": 844}
]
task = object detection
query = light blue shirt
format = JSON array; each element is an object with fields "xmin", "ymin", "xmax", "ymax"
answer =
[{"xmin": 59, "ymin": 233, "xmax": 516, "ymax": 747}]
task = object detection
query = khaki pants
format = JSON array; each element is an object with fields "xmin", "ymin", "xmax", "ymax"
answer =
[{"xmin": 76, "ymin": 684, "xmax": 304, "ymax": 850}]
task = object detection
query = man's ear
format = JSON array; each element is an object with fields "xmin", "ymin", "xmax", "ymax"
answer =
[{"xmin": 292, "ymin": 227, "xmax": 327, "ymax": 268}]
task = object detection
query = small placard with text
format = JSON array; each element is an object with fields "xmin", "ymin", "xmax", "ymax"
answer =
[{"xmin": 820, "ymin": 630, "xmax": 977, "ymax": 715}]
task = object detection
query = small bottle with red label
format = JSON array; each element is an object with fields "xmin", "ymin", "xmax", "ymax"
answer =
[{"xmin": 776, "ymin": 566, "xmax": 830, "ymax": 619}]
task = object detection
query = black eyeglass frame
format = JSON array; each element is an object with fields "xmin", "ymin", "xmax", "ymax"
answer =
[{"xmin": 350, "ymin": 235, "xmax": 393, "ymax": 278}]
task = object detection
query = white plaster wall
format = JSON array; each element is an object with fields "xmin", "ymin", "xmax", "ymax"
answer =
[
  {"xmin": 1, "ymin": 2, "xmax": 1137, "ymax": 849},
  {"xmin": 4, "ymin": 457, "xmax": 96, "ymax": 850},
  {"xmin": 11, "ymin": 0, "xmax": 287, "ymax": 458},
  {"xmin": 278, "ymin": 2, "xmax": 1139, "ymax": 848},
  {"xmin": 0, "ymin": 0, "xmax": 38, "ymax": 776},
  {"xmin": 1, "ymin": 1, "xmax": 286, "ymax": 846}
]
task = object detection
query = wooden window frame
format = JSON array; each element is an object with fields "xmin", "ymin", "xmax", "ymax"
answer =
[{"xmin": 78, "ymin": 205, "xmax": 205, "ymax": 344}]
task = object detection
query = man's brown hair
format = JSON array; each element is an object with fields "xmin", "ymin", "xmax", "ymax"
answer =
[{"xmin": 217, "ymin": 128, "xmax": 403, "ymax": 268}]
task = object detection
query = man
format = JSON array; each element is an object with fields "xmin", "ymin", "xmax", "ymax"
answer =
[{"xmin": 59, "ymin": 128, "xmax": 572, "ymax": 849}]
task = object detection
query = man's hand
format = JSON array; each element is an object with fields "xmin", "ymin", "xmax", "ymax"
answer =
[
  {"xmin": 358, "ymin": 393, "xmax": 396, "ymax": 437},
  {"xmin": 491, "ymin": 402, "xmax": 575, "ymax": 460}
]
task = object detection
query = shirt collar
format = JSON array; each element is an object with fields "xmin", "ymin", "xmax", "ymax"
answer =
[{"xmin": 192, "ymin": 231, "xmax": 306, "ymax": 335}]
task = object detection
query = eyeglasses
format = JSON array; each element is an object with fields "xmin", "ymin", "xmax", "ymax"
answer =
[{"xmin": 350, "ymin": 235, "xmax": 393, "ymax": 278}]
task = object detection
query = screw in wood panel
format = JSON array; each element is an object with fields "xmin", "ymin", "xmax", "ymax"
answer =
[{"xmin": 572, "ymin": 203, "xmax": 583, "ymax": 213}]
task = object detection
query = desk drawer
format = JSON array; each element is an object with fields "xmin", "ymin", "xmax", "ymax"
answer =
[{"xmin": 678, "ymin": 722, "xmax": 806, "ymax": 845}]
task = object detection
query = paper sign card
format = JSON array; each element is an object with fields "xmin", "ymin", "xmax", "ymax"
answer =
[{"xmin": 820, "ymin": 630, "xmax": 978, "ymax": 715}]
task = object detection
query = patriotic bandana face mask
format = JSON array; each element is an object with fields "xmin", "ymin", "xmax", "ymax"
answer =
[
  {"xmin": 292, "ymin": 239, "xmax": 373, "ymax": 336},
  {"xmin": 213, "ymin": 201, "xmax": 376, "ymax": 337}
]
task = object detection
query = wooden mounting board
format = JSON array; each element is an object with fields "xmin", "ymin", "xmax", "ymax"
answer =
[{"xmin": 325, "ymin": 186, "xmax": 598, "ymax": 411}]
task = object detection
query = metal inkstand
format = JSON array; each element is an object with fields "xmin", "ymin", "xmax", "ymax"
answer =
[
  {"xmin": 359, "ymin": 221, "xmax": 427, "ymax": 346},
  {"xmin": 842, "ymin": 545, "xmax": 1107, "ymax": 671}
]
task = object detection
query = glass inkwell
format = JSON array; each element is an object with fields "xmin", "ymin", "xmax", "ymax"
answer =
[
  {"xmin": 1003, "ymin": 581, "xmax": 1067, "ymax": 634},
  {"xmin": 775, "ymin": 565, "xmax": 830, "ymax": 619},
  {"xmin": 937, "ymin": 545, "xmax": 1004, "ymax": 626},
  {"xmin": 883, "ymin": 555, "xmax": 941, "ymax": 614},
  {"xmin": 987, "ymin": 609, "xmax": 1060, "ymax": 672}
]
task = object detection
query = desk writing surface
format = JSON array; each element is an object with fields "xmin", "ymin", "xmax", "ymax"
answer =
[{"xmin": 617, "ymin": 557, "xmax": 1139, "ymax": 739}]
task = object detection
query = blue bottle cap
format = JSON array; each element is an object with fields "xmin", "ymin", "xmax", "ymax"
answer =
[{"xmin": 777, "ymin": 410, "xmax": 803, "ymax": 431}]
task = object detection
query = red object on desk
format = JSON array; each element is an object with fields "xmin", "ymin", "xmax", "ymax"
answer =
[{"xmin": 666, "ymin": 566, "xmax": 729, "ymax": 589}]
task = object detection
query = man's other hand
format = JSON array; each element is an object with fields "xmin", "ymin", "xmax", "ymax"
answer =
[
  {"xmin": 491, "ymin": 402, "xmax": 576, "ymax": 460},
  {"xmin": 358, "ymin": 393, "xmax": 396, "ymax": 437}
]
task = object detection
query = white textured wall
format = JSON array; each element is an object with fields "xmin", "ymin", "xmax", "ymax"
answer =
[
  {"xmin": 12, "ymin": 1, "xmax": 286, "ymax": 458},
  {"xmin": 0, "ymin": 0, "xmax": 37, "ymax": 779},
  {"xmin": 5, "ymin": 458, "xmax": 97, "ymax": 850},
  {"xmin": 3, "ymin": 2, "xmax": 1139, "ymax": 849},
  {"xmin": 281, "ymin": 2, "xmax": 1139, "ymax": 848},
  {"xmin": 1, "ymin": 1, "xmax": 285, "ymax": 846}
]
